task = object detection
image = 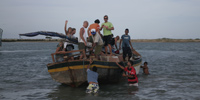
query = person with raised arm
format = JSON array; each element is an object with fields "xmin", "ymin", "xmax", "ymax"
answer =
[
  {"xmin": 63, "ymin": 20, "xmax": 74, "ymax": 60},
  {"xmin": 64, "ymin": 20, "xmax": 72, "ymax": 36},
  {"xmin": 86, "ymin": 59, "xmax": 99, "ymax": 93},
  {"xmin": 116, "ymin": 60, "xmax": 138, "ymax": 86}
]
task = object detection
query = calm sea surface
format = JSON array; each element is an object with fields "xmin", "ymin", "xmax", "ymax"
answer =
[{"xmin": 0, "ymin": 42, "xmax": 200, "ymax": 100}]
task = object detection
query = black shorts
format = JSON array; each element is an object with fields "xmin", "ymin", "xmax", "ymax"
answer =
[
  {"xmin": 123, "ymin": 47, "xmax": 132, "ymax": 60},
  {"xmin": 103, "ymin": 35, "xmax": 112, "ymax": 46}
]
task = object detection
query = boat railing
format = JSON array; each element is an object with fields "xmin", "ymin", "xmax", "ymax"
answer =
[
  {"xmin": 50, "ymin": 48, "xmax": 141, "ymax": 63},
  {"xmin": 51, "ymin": 49, "xmax": 86, "ymax": 63}
]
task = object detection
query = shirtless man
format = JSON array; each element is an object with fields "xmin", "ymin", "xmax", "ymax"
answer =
[{"xmin": 140, "ymin": 62, "xmax": 150, "ymax": 75}]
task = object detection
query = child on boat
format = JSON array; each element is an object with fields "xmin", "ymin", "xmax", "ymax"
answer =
[
  {"xmin": 116, "ymin": 60, "xmax": 138, "ymax": 86},
  {"xmin": 86, "ymin": 59, "xmax": 99, "ymax": 93},
  {"xmin": 140, "ymin": 62, "xmax": 150, "ymax": 75}
]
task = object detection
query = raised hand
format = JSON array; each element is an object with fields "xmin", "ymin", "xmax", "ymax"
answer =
[{"xmin": 65, "ymin": 20, "xmax": 68, "ymax": 24}]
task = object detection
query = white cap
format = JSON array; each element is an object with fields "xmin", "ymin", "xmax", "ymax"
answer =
[
  {"xmin": 91, "ymin": 29, "xmax": 96, "ymax": 32},
  {"xmin": 91, "ymin": 29, "xmax": 96, "ymax": 35}
]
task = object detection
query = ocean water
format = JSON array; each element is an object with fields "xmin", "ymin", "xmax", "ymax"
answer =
[{"xmin": 0, "ymin": 42, "xmax": 200, "ymax": 100}]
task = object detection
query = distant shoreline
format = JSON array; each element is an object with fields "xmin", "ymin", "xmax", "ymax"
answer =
[
  {"xmin": 2, "ymin": 38, "xmax": 200, "ymax": 42},
  {"xmin": 131, "ymin": 38, "xmax": 200, "ymax": 42}
]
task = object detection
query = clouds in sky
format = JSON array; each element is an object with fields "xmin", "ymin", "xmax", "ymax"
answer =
[{"xmin": 0, "ymin": 0, "xmax": 200, "ymax": 39}]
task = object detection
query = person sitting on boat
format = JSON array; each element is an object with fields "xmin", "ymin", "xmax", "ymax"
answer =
[
  {"xmin": 90, "ymin": 29, "xmax": 104, "ymax": 60},
  {"xmin": 55, "ymin": 41, "xmax": 65, "ymax": 62},
  {"xmin": 78, "ymin": 21, "xmax": 89, "ymax": 59},
  {"xmin": 110, "ymin": 34, "xmax": 120, "ymax": 54},
  {"xmin": 119, "ymin": 28, "xmax": 134, "ymax": 61},
  {"xmin": 116, "ymin": 60, "xmax": 138, "ymax": 86},
  {"xmin": 140, "ymin": 62, "xmax": 150, "ymax": 75},
  {"xmin": 86, "ymin": 59, "xmax": 99, "ymax": 93},
  {"xmin": 87, "ymin": 19, "xmax": 101, "ymax": 43}
]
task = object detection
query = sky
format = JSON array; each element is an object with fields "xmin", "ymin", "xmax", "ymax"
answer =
[{"xmin": 0, "ymin": 0, "xmax": 200, "ymax": 39}]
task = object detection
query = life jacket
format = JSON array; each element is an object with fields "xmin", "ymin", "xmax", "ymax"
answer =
[{"xmin": 125, "ymin": 66, "xmax": 138, "ymax": 84}]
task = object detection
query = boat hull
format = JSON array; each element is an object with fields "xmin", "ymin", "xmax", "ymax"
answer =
[{"xmin": 47, "ymin": 58, "xmax": 142, "ymax": 87}]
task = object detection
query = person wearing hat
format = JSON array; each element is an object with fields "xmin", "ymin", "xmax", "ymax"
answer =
[
  {"xmin": 87, "ymin": 19, "xmax": 101, "ymax": 43},
  {"xmin": 90, "ymin": 28, "xmax": 104, "ymax": 59}
]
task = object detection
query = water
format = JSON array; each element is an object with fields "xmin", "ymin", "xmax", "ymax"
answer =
[{"xmin": 0, "ymin": 42, "xmax": 200, "ymax": 100}]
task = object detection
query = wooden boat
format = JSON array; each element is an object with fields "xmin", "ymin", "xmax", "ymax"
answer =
[
  {"xmin": 47, "ymin": 49, "xmax": 142, "ymax": 87},
  {"xmin": 19, "ymin": 31, "xmax": 142, "ymax": 86}
]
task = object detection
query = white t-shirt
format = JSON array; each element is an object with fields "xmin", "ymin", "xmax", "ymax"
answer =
[{"xmin": 64, "ymin": 34, "xmax": 75, "ymax": 48}]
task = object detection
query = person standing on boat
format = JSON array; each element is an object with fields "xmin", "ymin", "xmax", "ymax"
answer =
[
  {"xmin": 116, "ymin": 60, "xmax": 138, "ymax": 86},
  {"xmin": 140, "ymin": 62, "xmax": 150, "ymax": 75},
  {"xmin": 90, "ymin": 29, "xmax": 104, "ymax": 59},
  {"xmin": 87, "ymin": 19, "xmax": 101, "ymax": 43},
  {"xmin": 78, "ymin": 21, "xmax": 89, "ymax": 59},
  {"xmin": 119, "ymin": 28, "xmax": 134, "ymax": 61},
  {"xmin": 100, "ymin": 15, "xmax": 114, "ymax": 55},
  {"xmin": 86, "ymin": 59, "xmax": 99, "ymax": 93}
]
